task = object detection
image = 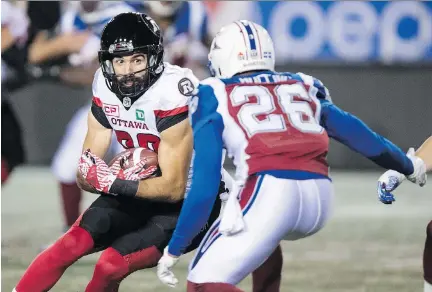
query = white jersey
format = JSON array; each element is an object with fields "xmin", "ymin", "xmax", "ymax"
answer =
[
  {"xmin": 92, "ymin": 63, "xmax": 234, "ymax": 196},
  {"xmin": 187, "ymin": 73, "xmax": 333, "ymax": 286},
  {"xmin": 92, "ymin": 62, "xmax": 198, "ymax": 151},
  {"xmin": 92, "ymin": 62, "xmax": 203, "ymax": 193}
]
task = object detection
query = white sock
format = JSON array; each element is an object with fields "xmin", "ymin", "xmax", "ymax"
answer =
[
  {"xmin": 425, "ymin": 280, "xmax": 432, "ymax": 292},
  {"xmin": 12, "ymin": 289, "xmax": 17, "ymax": 292}
]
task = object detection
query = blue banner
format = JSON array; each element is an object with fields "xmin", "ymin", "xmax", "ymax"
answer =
[{"xmin": 251, "ymin": 1, "xmax": 432, "ymax": 63}]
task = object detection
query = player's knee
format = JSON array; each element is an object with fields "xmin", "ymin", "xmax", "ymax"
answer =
[
  {"xmin": 94, "ymin": 248, "xmax": 129, "ymax": 281},
  {"xmin": 427, "ymin": 220, "xmax": 432, "ymax": 239},
  {"xmin": 79, "ymin": 207, "xmax": 112, "ymax": 240},
  {"xmin": 51, "ymin": 226, "xmax": 93, "ymax": 261}
]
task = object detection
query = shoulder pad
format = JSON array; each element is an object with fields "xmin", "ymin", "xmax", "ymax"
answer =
[
  {"xmin": 92, "ymin": 68, "xmax": 104, "ymax": 98},
  {"xmin": 295, "ymin": 72, "xmax": 333, "ymax": 103},
  {"xmin": 163, "ymin": 63, "xmax": 200, "ymax": 97}
]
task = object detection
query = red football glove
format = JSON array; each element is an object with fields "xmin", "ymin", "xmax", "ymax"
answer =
[
  {"xmin": 79, "ymin": 149, "xmax": 158, "ymax": 197},
  {"xmin": 109, "ymin": 152, "xmax": 158, "ymax": 180},
  {"xmin": 78, "ymin": 149, "xmax": 116, "ymax": 194}
]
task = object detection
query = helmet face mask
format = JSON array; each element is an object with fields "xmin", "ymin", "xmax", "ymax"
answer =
[{"xmin": 99, "ymin": 13, "xmax": 164, "ymax": 105}]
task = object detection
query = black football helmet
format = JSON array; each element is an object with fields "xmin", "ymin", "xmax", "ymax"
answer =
[{"xmin": 99, "ymin": 12, "xmax": 164, "ymax": 103}]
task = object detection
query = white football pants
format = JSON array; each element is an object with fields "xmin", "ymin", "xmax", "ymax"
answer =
[{"xmin": 188, "ymin": 173, "xmax": 334, "ymax": 285}]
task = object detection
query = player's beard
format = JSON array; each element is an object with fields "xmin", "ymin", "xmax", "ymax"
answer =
[{"xmin": 116, "ymin": 70, "xmax": 148, "ymax": 97}]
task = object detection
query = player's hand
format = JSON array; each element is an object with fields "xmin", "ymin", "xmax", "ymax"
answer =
[
  {"xmin": 109, "ymin": 152, "xmax": 130, "ymax": 176},
  {"xmin": 110, "ymin": 154, "xmax": 158, "ymax": 181},
  {"xmin": 78, "ymin": 149, "xmax": 117, "ymax": 194},
  {"xmin": 157, "ymin": 247, "xmax": 180, "ymax": 288},
  {"xmin": 377, "ymin": 170, "xmax": 404, "ymax": 204},
  {"xmin": 377, "ymin": 148, "xmax": 427, "ymax": 205},
  {"xmin": 406, "ymin": 148, "xmax": 427, "ymax": 187},
  {"xmin": 117, "ymin": 161, "xmax": 158, "ymax": 181}
]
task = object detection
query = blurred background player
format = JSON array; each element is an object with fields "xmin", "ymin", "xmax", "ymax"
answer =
[
  {"xmin": 1, "ymin": 1, "xmax": 29, "ymax": 184},
  {"xmin": 128, "ymin": 1, "xmax": 210, "ymax": 78},
  {"xmin": 378, "ymin": 136, "xmax": 431, "ymax": 292},
  {"xmin": 156, "ymin": 21, "xmax": 427, "ymax": 291},
  {"xmin": 48, "ymin": 1, "xmax": 134, "ymax": 236}
]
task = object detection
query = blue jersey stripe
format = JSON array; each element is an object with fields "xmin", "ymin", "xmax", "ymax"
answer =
[{"xmin": 73, "ymin": 15, "xmax": 88, "ymax": 31}]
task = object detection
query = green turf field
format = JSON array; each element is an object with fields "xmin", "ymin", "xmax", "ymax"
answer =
[{"xmin": 2, "ymin": 167, "xmax": 430, "ymax": 292}]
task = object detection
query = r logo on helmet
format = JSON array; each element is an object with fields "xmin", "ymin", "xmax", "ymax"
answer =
[{"xmin": 178, "ymin": 78, "xmax": 195, "ymax": 96}]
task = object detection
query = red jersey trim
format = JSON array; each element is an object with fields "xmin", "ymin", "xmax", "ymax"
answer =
[
  {"xmin": 92, "ymin": 96, "xmax": 103, "ymax": 107},
  {"xmin": 154, "ymin": 105, "xmax": 188, "ymax": 118}
]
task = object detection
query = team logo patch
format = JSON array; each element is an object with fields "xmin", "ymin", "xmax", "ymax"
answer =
[
  {"xmin": 103, "ymin": 104, "xmax": 120, "ymax": 117},
  {"xmin": 123, "ymin": 97, "xmax": 132, "ymax": 108},
  {"xmin": 135, "ymin": 109, "xmax": 145, "ymax": 121},
  {"xmin": 178, "ymin": 78, "xmax": 195, "ymax": 96}
]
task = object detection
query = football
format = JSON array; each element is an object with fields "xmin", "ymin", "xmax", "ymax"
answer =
[{"xmin": 108, "ymin": 147, "xmax": 158, "ymax": 172}]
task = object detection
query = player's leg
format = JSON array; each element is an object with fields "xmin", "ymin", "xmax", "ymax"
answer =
[
  {"xmin": 252, "ymin": 245, "xmax": 283, "ymax": 292},
  {"xmin": 222, "ymin": 171, "xmax": 285, "ymax": 292},
  {"xmin": 14, "ymin": 221, "xmax": 94, "ymax": 291},
  {"xmin": 187, "ymin": 175, "xmax": 333, "ymax": 292},
  {"xmin": 1, "ymin": 100, "xmax": 25, "ymax": 184},
  {"xmin": 14, "ymin": 195, "xmax": 142, "ymax": 292},
  {"xmin": 186, "ymin": 176, "xmax": 284, "ymax": 292},
  {"xmin": 424, "ymin": 220, "xmax": 432, "ymax": 292},
  {"xmin": 51, "ymin": 106, "xmax": 89, "ymax": 228},
  {"xmin": 85, "ymin": 201, "xmax": 182, "ymax": 292}
]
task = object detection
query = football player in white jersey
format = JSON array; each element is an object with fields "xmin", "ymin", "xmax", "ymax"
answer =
[
  {"xmin": 155, "ymin": 21, "xmax": 426, "ymax": 291},
  {"xmin": 14, "ymin": 12, "xmax": 209, "ymax": 292},
  {"xmin": 14, "ymin": 13, "xmax": 274, "ymax": 292},
  {"xmin": 377, "ymin": 136, "xmax": 430, "ymax": 292},
  {"xmin": 50, "ymin": 1, "xmax": 211, "ymax": 235},
  {"xmin": 50, "ymin": 1, "xmax": 134, "ymax": 235}
]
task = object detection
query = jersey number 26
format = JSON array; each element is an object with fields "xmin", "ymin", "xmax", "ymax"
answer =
[{"xmin": 230, "ymin": 83, "xmax": 323, "ymax": 137}]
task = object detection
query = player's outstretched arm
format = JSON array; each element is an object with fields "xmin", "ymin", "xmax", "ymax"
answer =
[
  {"xmin": 377, "ymin": 136, "xmax": 430, "ymax": 204},
  {"xmin": 319, "ymin": 100, "xmax": 416, "ymax": 175},
  {"xmin": 168, "ymin": 116, "xmax": 224, "ymax": 256},
  {"xmin": 135, "ymin": 118, "xmax": 193, "ymax": 202},
  {"xmin": 76, "ymin": 110, "xmax": 113, "ymax": 193},
  {"xmin": 157, "ymin": 103, "xmax": 224, "ymax": 287}
]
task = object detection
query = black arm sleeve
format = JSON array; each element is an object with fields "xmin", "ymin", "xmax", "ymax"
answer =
[
  {"xmin": 156, "ymin": 111, "xmax": 188, "ymax": 133},
  {"xmin": 91, "ymin": 100, "xmax": 112, "ymax": 129}
]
